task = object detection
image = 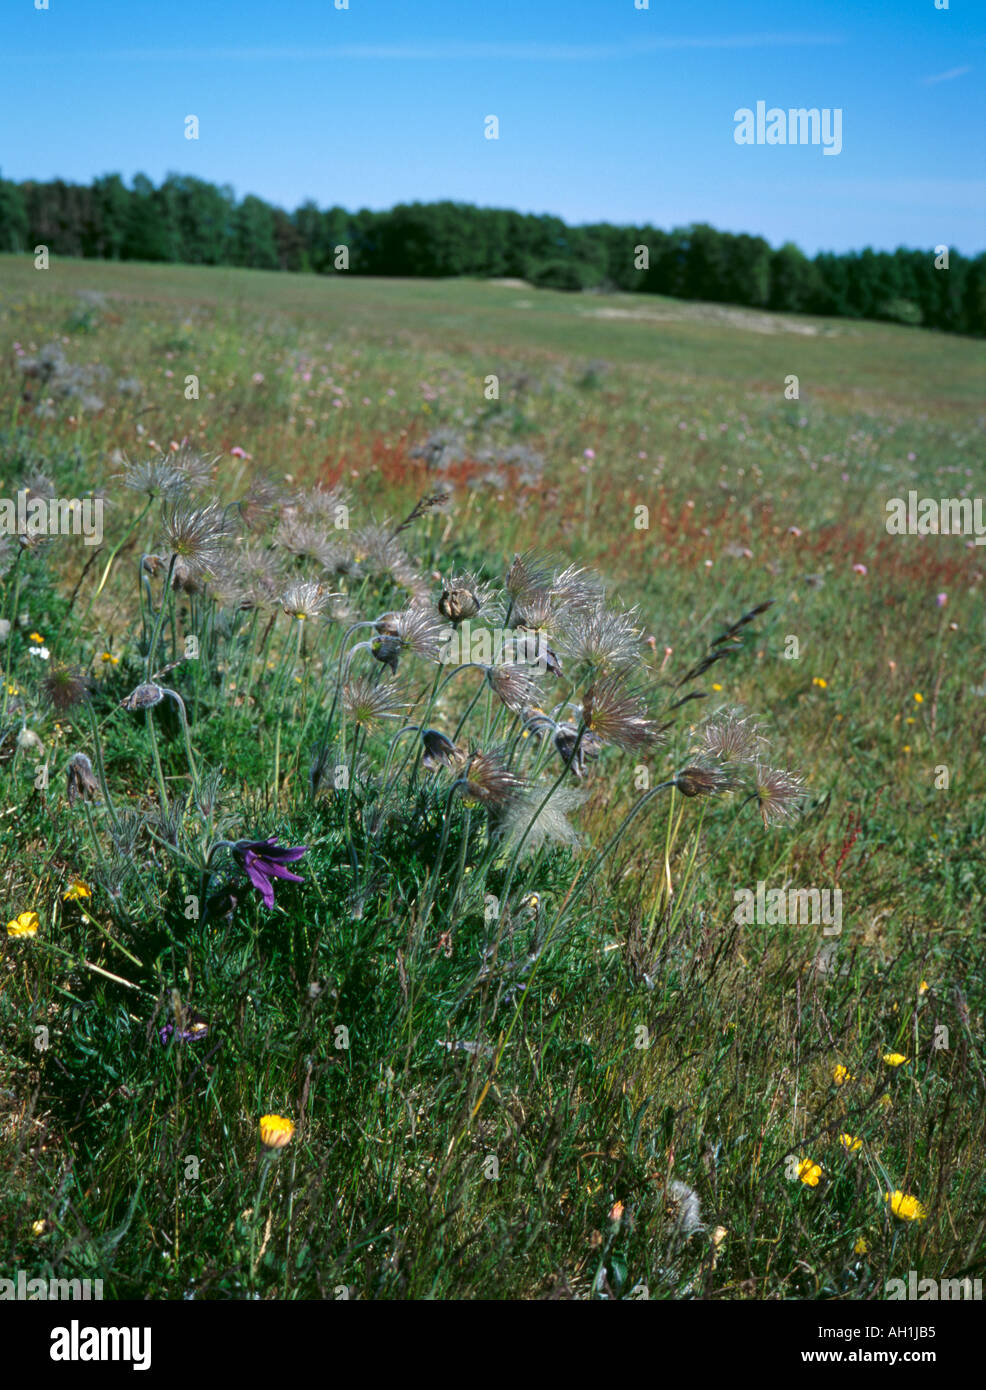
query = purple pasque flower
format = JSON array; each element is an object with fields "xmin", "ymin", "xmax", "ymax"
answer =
[
  {"xmin": 233, "ymin": 836, "xmax": 307, "ymax": 909},
  {"xmin": 159, "ymin": 1016, "xmax": 209, "ymax": 1046}
]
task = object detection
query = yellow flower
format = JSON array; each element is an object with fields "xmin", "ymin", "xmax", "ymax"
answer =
[
  {"xmin": 6, "ymin": 682, "xmax": 19, "ymax": 695},
  {"xmin": 7, "ymin": 910, "xmax": 39, "ymax": 938},
  {"xmin": 32, "ymin": 1219, "xmax": 46, "ymax": 1235},
  {"xmin": 913, "ymin": 692, "xmax": 923, "ymax": 703},
  {"xmin": 29, "ymin": 631, "xmax": 44, "ymax": 643},
  {"xmin": 917, "ymin": 981, "xmax": 929, "ymax": 996},
  {"xmin": 853, "ymin": 1236, "xmax": 868, "ymax": 1255},
  {"xmin": 797, "ymin": 1158, "xmax": 822, "ymax": 1186},
  {"xmin": 883, "ymin": 1052, "xmax": 908, "ymax": 1067},
  {"xmin": 885, "ymin": 1190, "xmax": 927, "ymax": 1222},
  {"xmin": 812, "ymin": 677, "xmax": 827, "ymax": 688},
  {"xmin": 839, "ymin": 1134, "xmax": 863, "ymax": 1153},
  {"xmin": 62, "ymin": 880, "xmax": 91, "ymax": 902},
  {"xmin": 833, "ymin": 1064, "xmax": 854, "ymax": 1086},
  {"xmin": 711, "ymin": 683, "xmax": 722, "ymax": 692},
  {"xmin": 259, "ymin": 1114, "xmax": 294, "ymax": 1150},
  {"xmin": 100, "ymin": 651, "xmax": 120, "ymax": 665}
]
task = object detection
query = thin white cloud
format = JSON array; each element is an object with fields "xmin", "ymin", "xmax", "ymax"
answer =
[
  {"xmin": 921, "ymin": 65, "xmax": 971, "ymax": 84},
  {"xmin": 2, "ymin": 34, "xmax": 846, "ymax": 63}
]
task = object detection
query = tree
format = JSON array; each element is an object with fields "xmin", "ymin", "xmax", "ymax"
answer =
[{"xmin": 0, "ymin": 173, "xmax": 28, "ymax": 252}]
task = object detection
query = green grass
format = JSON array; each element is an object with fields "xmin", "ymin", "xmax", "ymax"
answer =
[{"xmin": 0, "ymin": 257, "xmax": 983, "ymax": 1300}]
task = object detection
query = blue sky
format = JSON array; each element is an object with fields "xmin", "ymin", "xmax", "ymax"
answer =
[{"xmin": 1, "ymin": 0, "xmax": 983, "ymax": 254}]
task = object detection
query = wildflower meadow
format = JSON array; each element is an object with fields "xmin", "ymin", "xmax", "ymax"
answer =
[{"xmin": 1, "ymin": 255, "xmax": 983, "ymax": 1309}]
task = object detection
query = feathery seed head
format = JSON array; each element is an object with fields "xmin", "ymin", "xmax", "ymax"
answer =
[
  {"xmin": 752, "ymin": 763, "xmax": 806, "ymax": 827},
  {"xmin": 582, "ymin": 675, "xmax": 661, "ymax": 751}
]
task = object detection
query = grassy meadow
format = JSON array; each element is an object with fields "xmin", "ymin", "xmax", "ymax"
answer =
[{"xmin": 0, "ymin": 254, "xmax": 984, "ymax": 1300}]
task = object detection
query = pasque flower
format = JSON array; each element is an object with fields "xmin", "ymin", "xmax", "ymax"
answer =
[{"xmin": 233, "ymin": 836, "xmax": 307, "ymax": 909}]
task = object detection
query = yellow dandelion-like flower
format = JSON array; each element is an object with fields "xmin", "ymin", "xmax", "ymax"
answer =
[
  {"xmin": 711, "ymin": 683, "xmax": 722, "ymax": 692},
  {"xmin": 885, "ymin": 1190, "xmax": 927, "ymax": 1222},
  {"xmin": 812, "ymin": 677, "xmax": 828, "ymax": 688},
  {"xmin": 917, "ymin": 981, "xmax": 929, "ymax": 995},
  {"xmin": 833, "ymin": 1064, "xmax": 854, "ymax": 1085},
  {"xmin": 839, "ymin": 1134, "xmax": 863, "ymax": 1153},
  {"xmin": 32, "ymin": 1219, "xmax": 47, "ymax": 1235},
  {"xmin": 913, "ymin": 692, "xmax": 923, "ymax": 703},
  {"xmin": 62, "ymin": 880, "xmax": 91, "ymax": 902},
  {"xmin": 100, "ymin": 651, "xmax": 120, "ymax": 665},
  {"xmin": 29, "ymin": 631, "xmax": 44, "ymax": 644},
  {"xmin": 259, "ymin": 1114, "xmax": 295, "ymax": 1150},
  {"xmin": 854, "ymin": 1236, "xmax": 868, "ymax": 1255},
  {"xmin": 883, "ymin": 1052, "xmax": 908, "ymax": 1067},
  {"xmin": 797, "ymin": 1158, "xmax": 823, "ymax": 1187},
  {"xmin": 7, "ymin": 910, "xmax": 39, "ymax": 938}
]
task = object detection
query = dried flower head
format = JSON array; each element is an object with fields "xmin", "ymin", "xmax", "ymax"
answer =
[
  {"xmin": 238, "ymin": 542, "xmax": 286, "ymax": 601},
  {"xmin": 120, "ymin": 682, "xmax": 165, "ymax": 712},
  {"xmin": 510, "ymin": 587, "xmax": 567, "ymax": 635},
  {"xmin": 438, "ymin": 572, "xmax": 486, "ymax": 624},
  {"xmin": 275, "ymin": 517, "xmax": 351, "ymax": 574},
  {"xmin": 343, "ymin": 677, "xmax": 408, "ymax": 730},
  {"xmin": 298, "ymin": 482, "xmax": 349, "ymax": 526},
  {"xmin": 66, "ymin": 751, "xmax": 100, "ymax": 804},
  {"xmin": 582, "ymin": 675, "xmax": 661, "ymax": 751},
  {"xmin": 142, "ymin": 552, "xmax": 206, "ymax": 594},
  {"xmin": 160, "ymin": 500, "xmax": 233, "ymax": 582},
  {"xmin": 504, "ymin": 550, "xmax": 555, "ymax": 605},
  {"xmin": 388, "ymin": 607, "xmax": 448, "ymax": 664},
  {"xmin": 118, "ymin": 454, "xmax": 189, "ymax": 500},
  {"xmin": 559, "ymin": 603, "xmax": 643, "ymax": 671},
  {"xmin": 484, "ymin": 661, "xmax": 541, "ymax": 714},
  {"xmin": 236, "ymin": 476, "xmax": 288, "ymax": 531},
  {"xmin": 674, "ymin": 766, "xmax": 739, "ymax": 798},
  {"xmin": 663, "ymin": 1179, "xmax": 704, "ymax": 1236},
  {"xmin": 698, "ymin": 710, "xmax": 766, "ymax": 766},
  {"xmin": 500, "ymin": 782, "xmax": 586, "ymax": 858},
  {"xmin": 459, "ymin": 749, "xmax": 526, "ymax": 811},
  {"xmin": 752, "ymin": 763, "xmax": 806, "ymax": 828},
  {"xmin": 351, "ymin": 522, "xmax": 410, "ymax": 578},
  {"xmin": 171, "ymin": 444, "xmax": 221, "ymax": 490},
  {"xmin": 42, "ymin": 664, "xmax": 90, "ymax": 712},
  {"xmin": 280, "ymin": 580, "xmax": 334, "ymax": 621},
  {"xmin": 548, "ymin": 562, "xmax": 605, "ymax": 611}
]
